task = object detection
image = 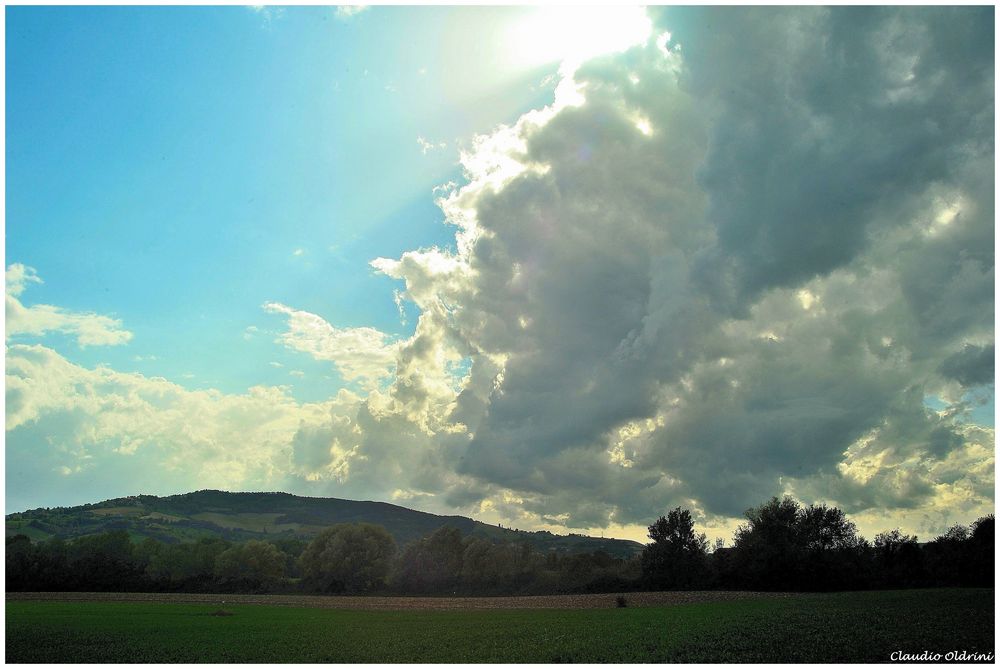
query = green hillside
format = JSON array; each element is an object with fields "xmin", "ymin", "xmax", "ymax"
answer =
[{"xmin": 6, "ymin": 490, "xmax": 644, "ymax": 558}]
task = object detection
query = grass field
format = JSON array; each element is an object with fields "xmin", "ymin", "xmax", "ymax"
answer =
[{"xmin": 6, "ymin": 589, "xmax": 994, "ymax": 663}]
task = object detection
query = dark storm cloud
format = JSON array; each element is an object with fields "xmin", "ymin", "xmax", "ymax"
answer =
[
  {"xmin": 939, "ymin": 344, "xmax": 995, "ymax": 388},
  {"xmin": 657, "ymin": 6, "xmax": 994, "ymax": 311}
]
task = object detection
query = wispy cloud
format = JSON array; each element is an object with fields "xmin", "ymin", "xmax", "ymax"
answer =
[
  {"xmin": 248, "ymin": 5, "xmax": 285, "ymax": 26},
  {"xmin": 334, "ymin": 5, "xmax": 368, "ymax": 21},
  {"xmin": 417, "ymin": 136, "xmax": 447, "ymax": 155}
]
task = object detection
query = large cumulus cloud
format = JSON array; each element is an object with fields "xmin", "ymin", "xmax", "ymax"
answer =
[{"xmin": 354, "ymin": 6, "xmax": 993, "ymax": 532}]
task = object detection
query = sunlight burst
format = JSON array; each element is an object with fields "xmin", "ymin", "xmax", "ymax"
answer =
[{"xmin": 505, "ymin": 6, "xmax": 653, "ymax": 70}]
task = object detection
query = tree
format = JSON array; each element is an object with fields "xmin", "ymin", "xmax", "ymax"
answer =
[
  {"xmin": 968, "ymin": 515, "xmax": 994, "ymax": 586},
  {"xmin": 133, "ymin": 537, "xmax": 163, "ymax": 570},
  {"xmin": 800, "ymin": 505, "xmax": 861, "ymax": 551},
  {"xmin": 270, "ymin": 538, "xmax": 309, "ymax": 578},
  {"xmin": 798, "ymin": 504, "xmax": 865, "ymax": 590},
  {"xmin": 731, "ymin": 497, "xmax": 804, "ymax": 590},
  {"xmin": 214, "ymin": 540, "xmax": 286, "ymax": 588},
  {"xmin": 299, "ymin": 523, "xmax": 396, "ymax": 593},
  {"xmin": 147, "ymin": 537, "xmax": 231, "ymax": 585},
  {"xmin": 924, "ymin": 522, "xmax": 987, "ymax": 587},
  {"xmin": 460, "ymin": 538, "xmax": 507, "ymax": 592},
  {"xmin": 6, "ymin": 535, "xmax": 39, "ymax": 591},
  {"xmin": 872, "ymin": 529, "xmax": 924, "ymax": 587},
  {"xmin": 392, "ymin": 526, "xmax": 465, "ymax": 593},
  {"xmin": 641, "ymin": 507, "xmax": 708, "ymax": 589},
  {"xmin": 67, "ymin": 531, "xmax": 145, "ymax": 590}
]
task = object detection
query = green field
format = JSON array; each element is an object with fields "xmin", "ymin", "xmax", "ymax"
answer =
[{"xmin": 6, "ymin": 589, "xmax": 994, "ymax": 663}]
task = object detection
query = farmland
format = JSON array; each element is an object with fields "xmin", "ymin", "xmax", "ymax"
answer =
[{"xmin": 6, "ymin": 588, "xmax": 994, "ymax": 663}]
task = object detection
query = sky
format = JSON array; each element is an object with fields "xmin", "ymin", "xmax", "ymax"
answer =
[{"xmin": 5, "ymin": 5, "xmax": 995, "ymax": 544}]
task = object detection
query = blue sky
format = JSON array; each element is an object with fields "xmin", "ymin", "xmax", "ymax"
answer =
[{"xmin": 6, "ymin": 6, "xmax": 994, "ymax": 543}]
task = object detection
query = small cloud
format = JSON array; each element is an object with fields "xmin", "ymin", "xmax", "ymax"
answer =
[
  {"xmin": 392, "ymin": 289, "xmax": 407, "ymax": 326},
  {"xmin": 384, "ymin": 83, "xmax": 397, "ymax": 93},
  {"xmin": 418, "ymin": 67, "xmax": 427, "ymax": 76},
  {"xmin": 656, "ymin": 31, "xmax": 672, "ymax": 55},
  {"xmin": 244, "ymin": 325, "xmax": 260, "ymax": 341},
  {"xmin": 392, "ymin": 489, "xmax": 436, "ymax": 501},
  {"xmin": 417, "ymin": 136, "xmax": 447, "ymax": 155},
  {"xmin": 293, "ymin": 248, "xmax": 305, "ymax": 257},
  {"xmin": 6, "ymin": 263, "xmax": 43, "ymax": 297},
  {"xmin": 289, "ymin": 370, "xmax": 306, "ymax": 378},
  {"xmin": 248, "ymin": 5, "xmax": 285, "ymax": 25},
  {"xmin": 269, "ymin": 361, "xmax": 284, "ymax": 368},
  {"xmin": 132, "ymin": 355, "xmax": 158, "ymax": 362},
  {"xmin": 6, "ymin": 263, "xmax": 132, "ymax": 347},
  {"xmin": 335, "ymin": 5, "xmax": 368, "ymax": 21},
  {"xmin": 432, "ymin": 180, "xmax": 458, "ymax": 195},
  {"xmin": 263, "ymin": 301, "xmax": 398, "ymax": 387}
]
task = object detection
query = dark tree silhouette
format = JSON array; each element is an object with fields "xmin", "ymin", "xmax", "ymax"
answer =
[
  {"xmin": 641, "ymin": 507, "xmax": 708, "ymax": 589},
  {"xmin": 731, "ymin": 497, "xmax": 805, "ymax": 590},
  {"xmin": 873, "ymin": 529, "xmax": 924, "ymax": 588},
  {"xmin": 968, "ymin": 515, "xmax": 994, "ymax": 586}
]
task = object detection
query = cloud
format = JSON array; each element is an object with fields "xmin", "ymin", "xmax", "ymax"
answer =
[
  {"xmin": 248, "ymin": 5, "xmax": 285, "ymax": 25},
  {"xmin": 5, "ymin": 343, "xmax": 333, "ymax": 510},
  {"xmin": 263, "ymin": 302, "xmax": 398, "ymax": 388},
  {"xmin": 351, "ymin": 6, "xmax": 993, "ymax": 530},
  {"xmin": 334, "ymin": 5, "xmax": 368, "ymax": 21},
  {"xmin": 6, "ymin": 263, "xmax": 43, "ymax": 297},
  {"xmin": 6, "ymin": 264, "xmax": 133, "ymax": 347},
  {"xmin": 663, "ymin": 7, "xmax": 994, "ymax": 312},
  {"xmin": 939, "ymin": 344, "xmax": 995, "ymax": 388},
  {"xmin": 417, "ymin": 136, "xmax": 447, "ymax": 154}
]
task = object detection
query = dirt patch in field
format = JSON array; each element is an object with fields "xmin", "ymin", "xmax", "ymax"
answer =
[{"xmin": 6, "ymin": 590, "xmax": 798, "ymax": 611}]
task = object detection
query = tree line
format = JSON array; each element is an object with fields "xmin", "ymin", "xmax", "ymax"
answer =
[
  {"xmin": 6, "ymin": 496, "xmax": 993, "ymax": 595},
  {"xmin": 643, "ymin": 499, "xmax": 993, "ymax": 591}
]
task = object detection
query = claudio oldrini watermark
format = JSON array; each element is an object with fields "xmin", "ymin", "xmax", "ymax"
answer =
[{"xmin": 890, "ymin": 650, "xmax": 994, "ymax": 662}]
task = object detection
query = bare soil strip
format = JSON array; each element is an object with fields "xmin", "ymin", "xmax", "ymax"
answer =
[{"xmin": 6, "ymin": 590, "xmax": 799, "ymax": 610}]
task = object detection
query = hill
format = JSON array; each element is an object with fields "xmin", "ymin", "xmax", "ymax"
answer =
[{"xmin": 6, "ymin": 490, "xmax": 644, "ymax": 558}]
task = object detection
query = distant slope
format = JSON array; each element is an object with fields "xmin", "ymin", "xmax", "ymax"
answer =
[{"xmin": 6, "ymin": 490, "xmax": 644, "ymax": 558}]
